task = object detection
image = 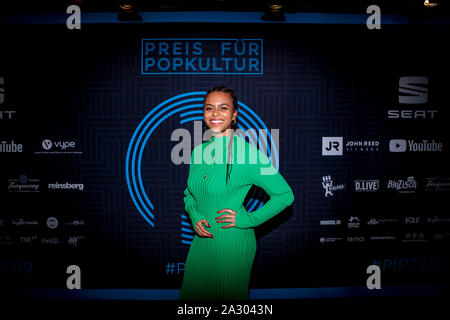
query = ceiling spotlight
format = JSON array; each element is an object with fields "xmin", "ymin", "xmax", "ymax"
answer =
[
  {"xmin": 118, "ymin": 1, "xmax": 142, "ymax": 21},
  {"xmin": 120, "ymin": 4, "xmax": 134, "ymax": 12},
  {"xmin": 424, "ymin": 0, "xmax": 438, "ymax": 8},
  {"xmin": 261, "ymin": 3, "xmax": 286, "ymax": 22},
  {"xmin": 268, "ymin": 4, "xmax": 283, "ymax": 13}
]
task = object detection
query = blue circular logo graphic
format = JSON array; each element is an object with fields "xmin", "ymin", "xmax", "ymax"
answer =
[{"xmin": 126, "ymin": 91, "xmax": 279, "ymax": 227}]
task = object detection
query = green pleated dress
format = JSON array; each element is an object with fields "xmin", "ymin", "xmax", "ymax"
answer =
[{"xmin": 179, "ymin": 134, "xmax": 294, "ymax": 300}]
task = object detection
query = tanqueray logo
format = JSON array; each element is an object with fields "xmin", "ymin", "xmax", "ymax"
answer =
[{"xmin": 125, "ymin": 92, "xmax": 279, "ymax": 238}]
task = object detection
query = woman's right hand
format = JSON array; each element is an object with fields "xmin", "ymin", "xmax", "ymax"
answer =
[{"xmin": 195, "ymin": 219, "xmax": 213, "ymax": 238}]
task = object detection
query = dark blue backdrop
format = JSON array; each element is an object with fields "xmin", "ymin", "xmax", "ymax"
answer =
[{"xmin": 0, "ymin": 20, "xmax": 449, "ymax": 299}]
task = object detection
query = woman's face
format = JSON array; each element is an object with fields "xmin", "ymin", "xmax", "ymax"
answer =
[{"xmin": 203, "ymin": 91, "xmax": 237, "ymax": 136}]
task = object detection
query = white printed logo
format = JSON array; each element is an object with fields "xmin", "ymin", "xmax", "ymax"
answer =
[
  {"xmin": 322, "ymin": 137, "xmax": 343, "ymax": 156},
  {"xmin": 405, "ymin": 217, "xmax": 420, "ymax": 224},
  {"xmin": 387, "ymin": 176, "xmax": 417, "ymax": 193},
  {"xmin": 389, "ymin": 139, "xmax": 407, "ymax": 152},
  {"xmin": 354, "ymin": 180, "xmax": 379, "ymax": 192},
  {"xmin": 399, "ymin": 76, "xmax": 428, "ymax": 104},
  {"xmin": 47, "ymin": 217, "xmax": 59, "ymax": 229},
  {"xmin": 425, "ymin": 176, "xmax": 450, "ymax": 191},
  {"xmin": 390, "ymin": 139, "xmax": 443, "ymax": 152},
  {"xmin": 322, "ymin": 176, "xmax": 333, "ymax": 197},
  {"xmin": 320, "ymin": 219, "xmax": 341, "ymax": 226},
  {"xmin": 42, "ymin": 139, "xmax": 53, "ymax": 150},
  {"xmin": 348, "ymin": 216, "xmax": 360, "ymax": 228},
  {"xmin": 322, "ymin": 175, "xmax": 345, "ymax": 197},
  {"xmin": 36, "ymin": 139, "xmax": 81, "ymax": 154}
]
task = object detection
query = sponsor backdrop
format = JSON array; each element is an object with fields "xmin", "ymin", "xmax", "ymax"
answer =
[{"xmin": 0, "ymin": 22, "xmax": 449, "ymax": 296}]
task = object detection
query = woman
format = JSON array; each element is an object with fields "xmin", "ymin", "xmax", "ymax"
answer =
[{"xmin": 179, "ymin": 85, "xmax": 294, "ymax": 300}]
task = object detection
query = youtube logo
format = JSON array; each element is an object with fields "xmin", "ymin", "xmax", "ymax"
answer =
[{"xmin": 389, "ymin": 139, "xmax": 407, "ymax": 152}]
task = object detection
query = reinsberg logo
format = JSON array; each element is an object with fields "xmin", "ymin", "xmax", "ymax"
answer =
[{"xmin": 141, "ymin": 39, "xmax": 263, "ymax": 75}]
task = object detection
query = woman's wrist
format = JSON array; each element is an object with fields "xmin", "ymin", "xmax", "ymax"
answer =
[{"xmin": 234, "ymin": 206, "xmax": 252, "ymax": 229}]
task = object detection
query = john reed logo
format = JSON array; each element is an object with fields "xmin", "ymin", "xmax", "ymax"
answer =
[
  {"xmin": 322, "ymin": 137, "xmax": 342, "ymax": 156},
  {"xmin": 344, "ymin": 140, "xmax": 379, "ymax": 152},
  {"xmin": 322, "ymin": 137, "xmax": 379, "ymax": 156}
]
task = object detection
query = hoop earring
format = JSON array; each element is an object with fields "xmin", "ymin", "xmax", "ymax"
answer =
[{"xmin": 232, "ymin": 119, "xmax": 236, "ymax": 125}]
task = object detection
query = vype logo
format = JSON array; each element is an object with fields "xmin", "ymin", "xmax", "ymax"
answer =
[
  {"xmin": 322, "ymin": 137, "xmax": 343, "ymax": 156},
  {"xmin": 399, "ymin": 76, "xmax": 428, "ymax": 104}
]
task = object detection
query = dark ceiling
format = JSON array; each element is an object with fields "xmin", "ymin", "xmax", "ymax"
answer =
[{"xmin": 0, "ymin": 0, "xmax": 447, "ymax": 14}]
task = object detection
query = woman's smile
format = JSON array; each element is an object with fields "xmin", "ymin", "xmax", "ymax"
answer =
[
  {"xmin": 204, "ymin": 91, "xmax": 237, "ymax": 136},
  {"xmin": 210, "ymin": 118, "xmax": 225, "ymax": 125}
]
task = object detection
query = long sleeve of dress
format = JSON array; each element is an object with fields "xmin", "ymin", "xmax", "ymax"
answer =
[
  {"xmin": 234, "ymin": 148, "xmax": 294, "ymax": 229},
  {"xmin": 184, "ymin": 150, "xmax": 206, "ymax": 227},
  {"xmin": 184, "ymin": 185, "xmax": 205, "ymax": 227}
]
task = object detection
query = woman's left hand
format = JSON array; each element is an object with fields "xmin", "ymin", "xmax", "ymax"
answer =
[{"xmin": 215, "ymin": 209, "xmax": 236, "ymax": 228}]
